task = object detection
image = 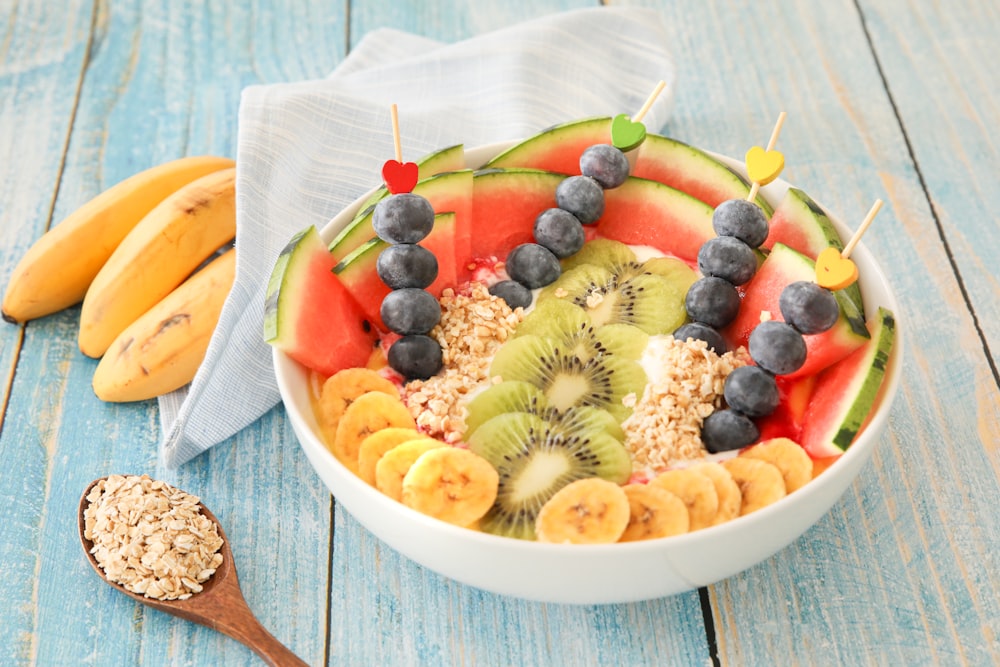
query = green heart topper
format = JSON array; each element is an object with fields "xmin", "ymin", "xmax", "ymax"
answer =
[{"xmin": 611, "ymin": 114, "xmax": 646, "ymax": 152}]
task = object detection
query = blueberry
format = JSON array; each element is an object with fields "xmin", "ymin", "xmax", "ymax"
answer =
[
  {"xmin": 748, "ymin": 320, "xmax": 807, "ymax": 375},
  {"xmin": 579, "ymin": 144, "xmax": 630, "ymax": 189},
  {"xmin": 533, "ymin": 208, "xmax": 585, "ymax": 258},
  {"xmin": 723, "ymin": 365, "xmax": 779, "ymax": 417},
  {"xmin": 380, "ymin": 287, "xmax": 440, "ymax": 335},
  {"xmin": 388, "ymin": 334, "xmax": 443, "ymax": 380},
  {"xmin": 376, "ymin": 243, "xmax": 438, "ymax": 289},
  {"xmin": 372, "ymin": 193, "xmax": 435, "ymax": 244},
  {"xmin": 779, "ymin": 281, "xmax": 840, "ymax": 334},
  {"xmin": 489, "ymin": 280, "xmax": 533, "ymax": 310},
  {"xmin": 697, "ymin": 236, "xmax": 758, "ymax": 286},
  {"xmin": 712, "ymin": 199, "xmax": 769, "ymax": 248},
  {"xmin": 684, "ymin": 276, "xmax": 741, "ymax": 329},
  {"xmin": 555, "ymin": 175, "xmax": 604, "ymax": 224},
  {"xmin": 505, "ymin": 243, "xmax": 561, "ymax": 289},
  {"xmin": 673, "ymin": 322, "xmax": 728, "ymax": 354},
  {"xmin": 701, "ymin": 409, "xmax": 760, "ymax": 453}
]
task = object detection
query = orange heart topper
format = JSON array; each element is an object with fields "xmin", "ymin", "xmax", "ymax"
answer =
[
  {"xmin": 610, "ymin": 80, "xmax": 666, "ymax": 152},
  {"xmin": 382, "ymin": 104, "xmax": 418, "ymax": 194},
  {"xmin": 815, "ymin": 199, "xmax": 883, "ymax": 290},
  {"xmin": 745, "ymin": 111, "xmax": 787, "ymax": 204}
]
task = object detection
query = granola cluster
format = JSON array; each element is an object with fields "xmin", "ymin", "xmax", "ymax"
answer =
[
  {"xmin": 402, "ymin": 283, "xmax": 524, "ymax": 442},
  {"xmin": 623, "ymin": 336, "xmax": 750, "ymax": 474},
  {"xmin": 83, "ymin": 474, "xmax": 224, "ymax": 601}
]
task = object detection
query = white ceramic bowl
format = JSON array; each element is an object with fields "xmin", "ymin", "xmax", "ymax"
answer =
[{"xmin": 273, "ymin": 141, "xmax": 903, "ymax": 604}]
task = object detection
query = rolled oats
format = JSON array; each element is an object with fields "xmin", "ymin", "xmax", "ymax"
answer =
[{"xmin": 83, "ymin": 474, "xmax": 224, "ymax": 601}]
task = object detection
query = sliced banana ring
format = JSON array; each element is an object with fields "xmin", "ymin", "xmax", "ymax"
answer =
[
  {"xmin": 535, "ymin": 477, "xmax": 630, "ymax": 544},
  {"xmin": 649, "ymin": 468, "xmax": 720, "ymax": 531},
  {"xmin": 401, "ymin": 447, "xmax": 499, "ymax": 528},
  {"xmin": 721, "ymin": 457, "xmax": 787, "ymax": 516},
  {"xmin": 687, "ymin": 462, "xmax": 742, "ymax": 526},
  {"xmin": 740, "ymin": 437, "xmax": 813, "ymax": 493},
  {"xmin": 374, "ymin": 438, "xmax": 447, "ymax": 501},
  {"xmin": 619, "ymin": 484, "xmax": 690, "ymax": 542}
]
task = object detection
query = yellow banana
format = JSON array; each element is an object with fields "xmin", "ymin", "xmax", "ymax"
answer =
[
  {"xmin": 740, "ymin": 437, "xmax": 814, "ymax": 493},
  {"xmin": 649, "ymin": 467, "xmax": 720, "ymax": 531},
  {"xmin": 401, "ymin": 447, "xmax": 499, "ymax": 528},
  {"xmin": 618, "ymin": 483, "xmax": 689, "ymax": 542},
  {"xmin": 374, "ymin": 438, "xmax": 446, "ymax": 501},
  {"xmin": 2, "ymin": 155, "xmax": 235, "ymax": 323},
  {"xmin": 534, "ymin": 477, "xmax": 630, "ymax": 544},
  {"xmin": 721, "ymin": 457, "xmax": 787, "ymax": 516},
  {"xmin": 78, "ymin": 167, "xmax": 237, "ymax": 358},
  {"xmin": 91, "ymin": 247, "xmax": 236, "ymax": 402},
  {"xmin": 687, "ymin": 462, "xmax": 742, "ymax": 526}
]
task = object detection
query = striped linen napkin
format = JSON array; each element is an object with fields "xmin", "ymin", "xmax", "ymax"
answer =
[{"xmin": 159, "ymin": 6, "xmax": 675, "ymax": 467}]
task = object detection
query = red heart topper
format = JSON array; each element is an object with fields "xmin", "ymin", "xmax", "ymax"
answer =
[{"xmin": 382, "ymin": 159, "xmax": 418, "ymax": 194}]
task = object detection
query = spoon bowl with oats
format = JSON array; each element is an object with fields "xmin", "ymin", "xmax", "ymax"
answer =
[{"xmin": 78, "ymin": 475, "xmax": 307, "ymax": 667}]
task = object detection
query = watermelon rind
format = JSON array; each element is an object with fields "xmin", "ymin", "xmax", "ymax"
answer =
[
  {"xmin": 483, "ymin": 117, "xmax": 611, "ymax": 173},
  {"xmin": 800, "ymin": 307, "xmax": 896, "ymax": 457}
]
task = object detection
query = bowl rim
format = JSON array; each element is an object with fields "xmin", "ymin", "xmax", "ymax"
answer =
[{"xmin": 272, "ymin": 137, "xmax": 903, "ymax": 556}]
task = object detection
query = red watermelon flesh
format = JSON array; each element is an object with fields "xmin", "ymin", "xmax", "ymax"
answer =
[
  {"xmin": 754, "ymin": 374, "xmax": 817, "ymax": 443},
  {"xmin": 633, "ymin": 134, "xmax": 773, "ymax": 216},
  {"xmin": 467, "ymin": 168, "xmax": 563, "ymax": 268},
  {"xmin": 483, "ymin": 117, "xmax": 611, "ymax": 174},
  {"xmin": 263, "ymin": 225, "xmax": 377, "ymax": 376},
  {"xmin": 337, "ymin": 212, "xmax": 458, "ymax": 332},
  {"xmin": 594, "ymin": 177, "xmax": 715, "ymax": 264},
  {"xmin": 725, "ymin": 243, "xmax": 870, "ymax": 379},
  {"xmin": 800, "ymin": 307, "xmax": 896, "ymax": 458}
]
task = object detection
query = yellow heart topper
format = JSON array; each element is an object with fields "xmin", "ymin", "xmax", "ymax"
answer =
[
  {"xmin": 745, "ymin": 111, "xmax": 787, "ymax": 203},
  {"xmin": 814, "ymin": 199, "xmax": 883, "ymax": 290}
]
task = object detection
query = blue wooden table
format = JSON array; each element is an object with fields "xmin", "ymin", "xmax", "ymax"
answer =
[{"xmin": 2, "ymin": 1, "xmax": 999, "ymax": 665}]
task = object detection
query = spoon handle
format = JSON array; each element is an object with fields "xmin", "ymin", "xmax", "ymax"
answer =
[{"xmin": 210, "ymin": 609, "xmax": 310, "ymax": 667}]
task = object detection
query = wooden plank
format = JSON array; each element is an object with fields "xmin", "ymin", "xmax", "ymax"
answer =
[
  {"xmin": 0, "ymin": 0, "xmax": 345, "ymax": 665},
  {"xmin": 652, "ymin": 0, "xmax": 1000, "ymax": 663}
]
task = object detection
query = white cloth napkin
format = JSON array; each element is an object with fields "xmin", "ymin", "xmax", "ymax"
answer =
[{"xmin": 159, "ymin": 6, "xmax": 676, "ymax": 467}]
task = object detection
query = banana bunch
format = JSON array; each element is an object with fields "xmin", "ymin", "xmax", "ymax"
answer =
[{"xmin": 2, "ymin": 156, "xmax": 238, "ymax": 402}]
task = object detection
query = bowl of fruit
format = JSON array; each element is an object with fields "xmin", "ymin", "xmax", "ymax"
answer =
[{"xmin": 267, "ymin": 116, "xmax": 901, "ymax": 604}]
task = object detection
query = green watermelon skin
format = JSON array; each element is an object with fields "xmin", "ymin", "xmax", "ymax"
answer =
[
  {"xmin": 329, "ymin": 169, "xmax": 473, "ymax": 264},
  {"xmin": 264, "ymin": 226, "xmax": 377, "ymax": 376},
  {"xmin": 800, "ymin": 307, "xmax": 896, "ymax": 457},
  {"xmin": 764, "ymin": 187, "xmax": 864, "ymax": 315},
  {"xmin": 467, "ymin": 168, "xmax": 562, "ymax": 265},
  {"xmin": 595, "ymin": 177, "xmax": 715, "ymax": 264},
  {"xmin": 633, "ymin": 134, "xmax": 773, "ymax": 216},
  {"xmin": 725, "ymin": 243, "xmax": 870, "ymax": 379},
  {"xmin": 484, "ymin": 117, "xmax": 611, "ymax": 174}
]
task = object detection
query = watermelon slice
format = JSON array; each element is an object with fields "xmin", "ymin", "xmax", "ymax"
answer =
[
  {"xmin": 484, "ymin": 117, "xmax": 611, "ymax": 174},
  {"xmin": 329, "ymin": 169, "xmax": 473, "ymax": 264},
  {"xmin": 467, "ymin": 168, "xmax": 563, "ymax": 266},
  {"xmin": 725, "ymin": 242, "xmax": 869, "ymax": 379},
  {"xmin": 335, "ymin": 212, "xmax": 457, "ymax": 331},
  {"xmin": 264, "ymin": 225, "xmax": 377, "ymax": 376},
  {"xmin": 764, "ymin": 187, "xmax": 864, "ymax": 315},
  {"xmin": 754, "ymin": 374, "xmax": 817, "ymax": 443},
  {"xmin": 800, "ymin": 307, "xmax": 896, "ymax": 457},
  {"xmin": 633, "ymin": 134, "xmax": 773, "ymax": 215},
  {"xmin": 594, "ymin": 177, "xmax": 715, "ymax": 264}
]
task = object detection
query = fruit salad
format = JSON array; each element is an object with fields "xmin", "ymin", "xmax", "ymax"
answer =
[{"xmin": 265, "ymin": 116, "xmax": 896, "ymax": 545}]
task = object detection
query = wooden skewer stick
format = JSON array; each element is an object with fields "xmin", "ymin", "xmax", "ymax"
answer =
[
  {"xmin": 747, "ymin": 111, "xmax": 788, "ymax": 202},
  {"xmin": 632, "ymin": 80, "xmax": 666, "ymax": 123},
  {"xmin": 390, "ymin": 103, "xmax": 403, "ymax": 163},
  {"xmin": 842, "ymin": 199, "xmax": 883, "ymax": 258}
]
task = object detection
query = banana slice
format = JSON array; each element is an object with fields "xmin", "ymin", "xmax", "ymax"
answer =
[
  {"xmin": 401, "ymin": 448, "xmax": 499, "ymax": 527},
  {"xmin": 357, "ymin": 427, "xmax": 429, "ymax": 486},
  {"xmin": 375, "ymin": 438, "xmax": 447, "ymax": 501},
  {"xmin": 332, "ymin": 391, "xmax": 416, "ymax": 474},
  {"xmin": 687, "ymin": 462, "xmax": 742, "ymax": 526},
  {"xmin": 721, "ymin": 457, "xmax": 786, "ymax": 516},
  {"xmin": 317, "ymin": 368, "xmax": 399, "ymax": 447},
  {"xmin": 535, "ymin": 477, "xmax": 630, "ymax": 544},
  {"xmin": 741, "ymin": 437, "xmax": 813, "ymax": 493},
  {"xmin": 618, "ymin": 484, "xmax": 689, "ymax": 542},
  {"xmin": 649, "ymin": 468, "xmax": 719, "ymax": 531}
]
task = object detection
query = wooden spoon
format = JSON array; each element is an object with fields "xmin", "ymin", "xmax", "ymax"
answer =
[{"xmin": 78, "ymin": 478, "xmax": 308, "ymax": 667}]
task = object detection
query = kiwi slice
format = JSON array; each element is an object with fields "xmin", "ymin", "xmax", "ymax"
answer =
[
  {"xmin": 514, "ymin": 299, "xmax": 648, "ymax": 360},
  {"xmin": 489, "ymin": 334, "xmax": 646, "ymax": 422},
  {"xmin": 561, "ymin": 238, "xmax": 637, "ymax": 274},
  {"xmin": 467, "ymin": 412, "xmax": 632, "ymax": 540},
  {"xmin": 464, "ymin": 381, "xmax": 545, "ymax": 437},
  {"xmin": 640, "ymin": 256, "xmax": 698, "ymax": 292}
]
